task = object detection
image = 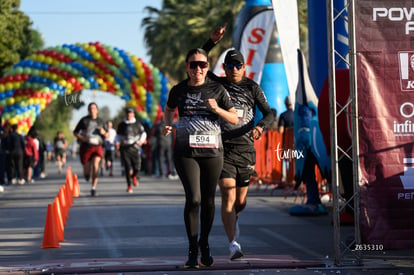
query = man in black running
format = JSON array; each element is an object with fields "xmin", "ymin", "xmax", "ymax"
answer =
[
  {"xmin": 117, "ymin": 108, "xmax": 147, "ymax": 193},
  {"xmin": 203, "ymin": 26, "xmax": 274, "ymax": 260}
]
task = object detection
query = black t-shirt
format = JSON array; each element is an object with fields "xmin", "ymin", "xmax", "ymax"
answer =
[
  {"xmin": 54, "ymin": 137, "xmax": 66, "ymax": 150},
  {"xmin": 73, "ymin": 116, "xmax": 106, "ymax": 146},
  {"xmin": 208, "ymin": 72, "xmax": 273, "ymax": 147},
  {"xmin": 166, "ymin": 77, "xmax": 233, "ymax": 157},
  {"xmin": 278, "ymin": 109, "xmax": 294, "ymax": 129},
  {"xmin": 117, "ymin": 119, "xmax": 146, "ymax": 147}
]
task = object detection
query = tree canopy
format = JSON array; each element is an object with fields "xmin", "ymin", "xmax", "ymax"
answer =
[
  {"xmin": 0, "ymin": 0, "xmax": 43, "ymax": 76},
  {"xmin": 141, "ymin": 0, "xmax": 245, "ymax": 83},
  {"xmin": 141, "ymin": 0, "xmax": 308, "ymax": 83}
]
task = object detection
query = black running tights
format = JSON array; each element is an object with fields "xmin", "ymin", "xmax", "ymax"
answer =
[{"xmin": 174, "ymin": 155, "xmax": 223, "ymax": 248}]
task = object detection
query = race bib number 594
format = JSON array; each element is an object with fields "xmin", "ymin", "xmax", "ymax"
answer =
[{"xmin": 189, "ymin": 134, "xmax": 218, "ymax": 148}]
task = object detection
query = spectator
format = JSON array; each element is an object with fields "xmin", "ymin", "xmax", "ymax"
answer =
[
  {"xmin": 53, "ymin": 131, "xmax": 67, "ymax": 174},
  {"xmin": 269, "ymin": 108, "xmax": 279, "ymax": 130},
  {"xmin": 152, "ymin": 114, "xmax": 177, "ymax": 179},
  {"xmin": 5, "ymin": 125, "xmax": 25, "ymax": 185},
  {"xmin": 34, "ymin": 133, "xmax": 47, "ymax": 179},
  {"xmin": 24, "ymin": 127, "xmax": 39, "ymax": 184}
]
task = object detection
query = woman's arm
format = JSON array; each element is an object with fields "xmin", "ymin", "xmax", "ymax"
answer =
[
  {"xmin": 205, "ymin": 99, "xmax": 238, "ymax": 125},
  {"xmin": 162, "ymin": 105, "xmax": 175, "ymax": 136}
]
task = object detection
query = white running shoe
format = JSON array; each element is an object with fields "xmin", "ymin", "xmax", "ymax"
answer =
[
  {"xmin": 234, "ymin": 216, "xmax": 240, "ymax": 240},
  {"xmin": 229, "ymin": 240, "xmax": 244, "ymax": 260}
]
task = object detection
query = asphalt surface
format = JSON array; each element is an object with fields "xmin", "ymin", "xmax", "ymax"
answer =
[{"xmin": 0, "ymin": 157, "xmax": 413, "ymax": 274}]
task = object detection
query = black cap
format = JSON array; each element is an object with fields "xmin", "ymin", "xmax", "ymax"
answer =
[
  {"xmin": 126, "ymin": 107, "xmax": 134, "ymax": 113},
  {"xmin": 224, "ymin": 49, "xmax": 244, "ymax": 64}
]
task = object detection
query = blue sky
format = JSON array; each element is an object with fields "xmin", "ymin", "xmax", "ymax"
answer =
[{"xmin": 20, "ymin": 0, "xmax": 162, "ymax": 127}]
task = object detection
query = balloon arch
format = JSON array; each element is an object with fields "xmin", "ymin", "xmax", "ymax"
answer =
[{"xmin": 0, "ymin": 42, "xmax": 169, "ymax": 134}]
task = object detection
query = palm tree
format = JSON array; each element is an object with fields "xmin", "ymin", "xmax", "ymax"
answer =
[
  {"xmin": 142, "ymin": 0, "xmax": 244, "ymax": 83},
  {"xmin": 142, "ymin": 0, "xmax": 308, "ymax": 82}
]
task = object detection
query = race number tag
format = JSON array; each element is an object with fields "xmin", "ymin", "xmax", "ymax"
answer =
[
  {"xmin": 189, "ymin": 133, "xmax": 218, "ymax": 148},
  {"xmin": 236, "ymin": 108, "xmax": 245, "ymax": 118},
  {"xmin": 236, "ymin": 106, "xmax": 248, "ymax": 122},
  {"xmin": 88, "ymin": 136, "xmax": 100, "ymax": 145}
]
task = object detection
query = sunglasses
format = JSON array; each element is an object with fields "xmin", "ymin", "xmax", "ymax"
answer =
[
  {"xmin": 188, "ymin": 61, "xmax": 209, "ymax": 69},
  {"xmin": 225, "ymin": 63, "xmax": 244, "ymax": 70}
]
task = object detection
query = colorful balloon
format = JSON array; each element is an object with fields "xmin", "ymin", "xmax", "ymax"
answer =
[{"xmin": 0, "ymin": 42, "xmax": 170, "ymax": 133}]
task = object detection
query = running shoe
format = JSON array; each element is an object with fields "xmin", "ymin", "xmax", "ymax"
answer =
[
  {"xmin": 90, "ymin": 189, "xmax": 96, "ymax": 197},
  {"xmin": 18, "ymin": 179, "xmax": 25, "ymax": 185},
  {"xmin": 184, "ymin": 247, "xmax": 199, "ymax": 269},
  {"xmin": 127, "ymin": 186, "xmax": 133, "ymax": 193},
  {"xmin": 229, "ymin": 240, "xmax": 244, "ymax": 260},
  {"xmin": 199, "ymin": 243, "xmax": 214, "ymax": 267},
  {"xmin": 132, "ymin": 176, "xmax": 138, "ymax": 187}
]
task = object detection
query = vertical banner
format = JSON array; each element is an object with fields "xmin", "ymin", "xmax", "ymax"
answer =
[
  {"xmin": 232, "ymin": 0, "xmax": 289, "ymax": 115},
  {"xmin": 238, "ymin": 9, "xmax": 274, "ymax": 84},
  {"xmin": 272, "ymin": 0, "xmax": 300, "ymax": 105},
  {"xmin": 356, "ymin": 0, "xmax": 414, "ymax": 249}
]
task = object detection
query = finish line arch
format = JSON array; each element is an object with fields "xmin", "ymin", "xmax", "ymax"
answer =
[{"xmin": 0, "ymin": 41, "xmax": 169, "ymax": 134}]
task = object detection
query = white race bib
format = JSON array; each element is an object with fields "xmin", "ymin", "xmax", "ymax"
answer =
[
  {"xmin": 88, "ymin": 136, "xmax": 100, "ymax": 145},
  {"xmin": 189, "ymin": 133, "xmax": 218, "ymax": 148},
  {"xmin": 236, "ymin": 108, "xmax": 245, "ymax": 118}
]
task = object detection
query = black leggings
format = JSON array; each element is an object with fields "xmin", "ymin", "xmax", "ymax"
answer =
[
  {"xmin": 120, "ymin": 146, "xmax": 141, "ymax": 186},
  {"xmin": 174, "ymin": 155, "xmax": 223, "ymax": 247}
]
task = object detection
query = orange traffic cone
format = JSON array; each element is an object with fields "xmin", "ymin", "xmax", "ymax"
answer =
[
  {"xmin": 58, "ymin": 186, "xmax": 68, "ymax": 225},
  {"xmin": 65, "ymin": 167, "xmax": 73, "ymax": 207},
  {"xmin": 72, "ymin": 173, "xmax": 80, "ymax": 197},
  {"xmin": 65, "ymin": 181, "xmax": 73, "ymax": 208},
  {"xmin": 53, "ymin": 197, "xmax": 65, "ymax": 242},
  {"xmin": 66, "ymin": 166, "xmax": 73, "ymax": 193},
  {"xmin": 41, "ymin": 204, "xmax": 61, "ymax": 248}
]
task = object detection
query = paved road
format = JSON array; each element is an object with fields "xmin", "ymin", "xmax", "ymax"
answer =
[{"xmin": 0, "ymin": 157, "xmax": 413, "ymax": 274}]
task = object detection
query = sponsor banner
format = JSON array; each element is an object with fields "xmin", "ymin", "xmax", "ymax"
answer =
[
  {"xmin": 356, "ymin": 0, "xmax": 414, "ymax": 249},
  {"xmin": 239, "ymin": 9, "xmax": 274, "ymax": 84}
]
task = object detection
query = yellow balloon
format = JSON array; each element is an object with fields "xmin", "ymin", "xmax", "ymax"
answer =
[
  {"xmin": 12, "ymin": 82, "xmax": 21, "ymax": 90},
  {"xmin": 58, "ymin": 79, "xmax": 67, "ymax": 87},
  {"xmin": 5, "ymin": 83, "xmax": 13, "ymax": 90},
  {"xmin": 9, "ymin": 117, "xmax": 18, "ymax": 125},
  {"xmin": 45, "ymin": 56, "xmax": 53, "ymax": 64},
  {"xmin": 6, "ymin": 97, "xmax": 15, "ymax": 105}
]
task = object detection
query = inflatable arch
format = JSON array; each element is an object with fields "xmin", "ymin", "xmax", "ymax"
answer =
[{"xmin": 0, "ymin": 41, "xmax": 169, "ymax": 134}]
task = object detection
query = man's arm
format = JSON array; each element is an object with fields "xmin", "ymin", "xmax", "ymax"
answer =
[
  {"xmin": 201, "ymin": 23, "xmax": 227, "ymax": 54},
  {"xmin": 255, "ymin": 86, "xmax": 274, "ymax": 131}
]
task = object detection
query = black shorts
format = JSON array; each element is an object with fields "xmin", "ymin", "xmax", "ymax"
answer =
[
  {"xmin": 23, "ymin": 155, "xmax": 35, "ymax": 169},
  {"xmin": 105, "ymin": 150, "xmax": 115, "ymax": 162},
  {"xmin": 220, "ymin": 146, "xmax": 256, "ymax": 187},
  {"xmin": 55, "ymin": 149, "xmax": 65, "ymax": 159}
]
